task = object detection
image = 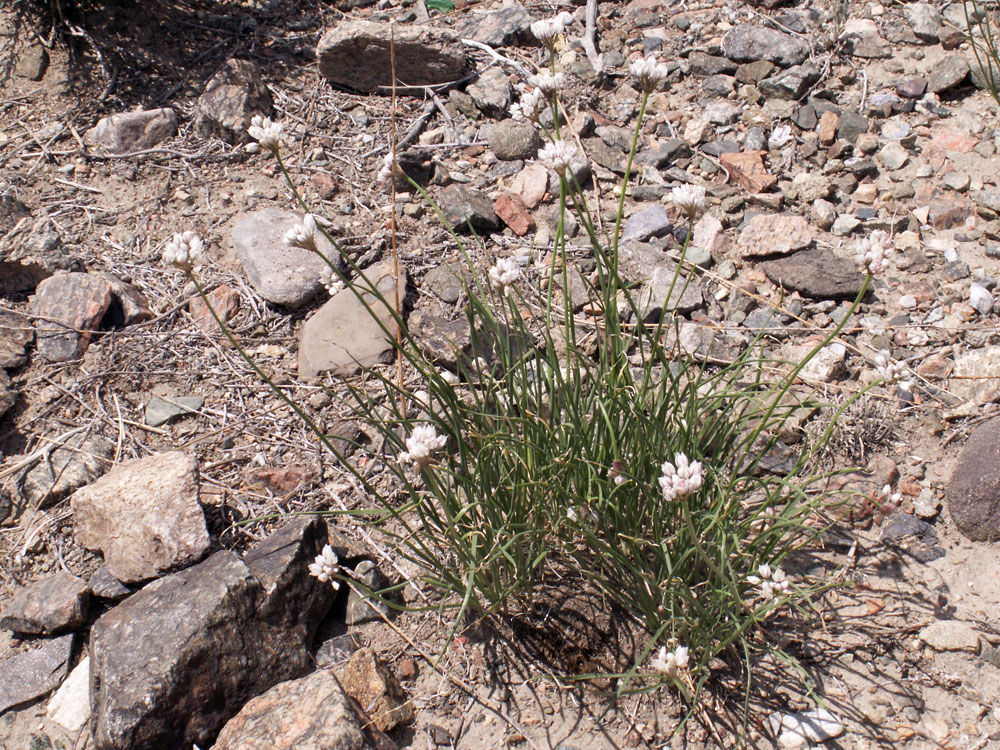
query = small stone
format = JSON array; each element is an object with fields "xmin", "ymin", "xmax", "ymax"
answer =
[
  {"xmin": 440, "ymin": 185, "xmax": 499, "ymax": 232},
  {"xmin": 193, "ymin": 59, "xmax": 273, "ymax": 143},
  {"xmin": 345, "ymin": 559, "xmax": 393, "ymax": 625},
  {"xmin": 0, "ymin": 633, "xmax": 75, "ymax": 714},
  {"xmin": 931, "ymin": 129, "xmax": 978, "ymax": 153},
  {"xmin": 16, "ymin": 432, "xmax": 115, "ymax": 512},
  {"xmin": 770, "ymin": 707, "xmax": 845, "ymax": 749},
  {"xmin": 704, "ymin": 101, "xmax": 741, "ymax": 125},
  {"xmin": 509, "ymin": 163, "xmax": 548, "ymax": 208},
  {"xmin": 719, "ymin": 151, "xmax": 776, "ymax": 193},
  {"xmin": 722, "ymin": 25, "xmax": 810, "ymax": 67},
  {"xmin": 929, "ymin": 56, "xmax": 970, "ymax": 94},
  {"xmin": 942, "ymin": 172, "xmax": 971, "ymax": 192},
  {"xmin": 758, "ymin": 247, "xmax": 865, "ymax": 299},
  {"xmin": 947, "ymin": 415, "xmax": 1000, "ymax": 540},
  {"xmin": 950, "ymin": 346, "xmax": 1000, "ymax": 405},
  {"xmin": 84, "ymin": 109, "xmax": 178, "ymax": 154},
  {"xmin": 423, "ymin": 263, "xmax": 468, "ymax": 304},
  {"xmin": 839, "ymin": 18, "xmax": 891, "ymax": 58},
  {"xmin": 638, "ymin": 264, "xmax": 703, "ymax": 320},
  {"xmin": 854, "ymin": 183, "xmax": 879, "ymax": 203},
  {"xmin": 15, "ymin": 45, "xmax": 49, "ymax": 80},
  {"xmin": 737, "ymin": 213, "xmax": 812, "ymax": 258},
  {"xmin": 317, "ymin": 21, "xmax": 466, "ymax": 93},
  {"xmin": 339, "ymin": 647, "xmax": 415, "ymax": 732},
  {"xmin": 189, "ymin": 284, "xmax": 241, "ymax": 333},
  {"xmin": 919, "ymin": 621, "xmax": 980, "ymax": 652},
  {"xmin": 688, "ymin": 51, "xmax": 737, "ymax": 76},
  {"xmin": 0, "ymin": 571, "xmax": 89, "ymax": 635},
  {"xmin": 145, "ymin": 395, "xmax": 204, "ymax": 427},
  {"xmin": 791, "ymin": 172, "xmax": 833, "ymax": 202},
  {"xmin": 878, "ymin": 142, "xmax": 909, "ymax": 170},
  {"xmin": 904, "ymin": 3, "xmax": 943, "ymax": 42},
  {"xmin": 812, "ymin": 199, "xmax": 837, "ymax": 230},
  {"xmin": 622, "ymin": 205, "xmax": 672, "ymax": 242},
  {"xmin": 87, "ymin": 566, "xmax": 134, "ymax": 601},
  {"xmin": 467, "ymin": 66, "xmax": 511, "ymax": 118},
  {"xmin": 736, "ymin": 60, "xmax": 775, "ymax": 83},
  {"xmin": 818, "ymin": 111, "xmax": 839, "ymax": 145},
  {"xmin": 832, "ymin": 215, "xmax": 862, "ymax": 236},
  {"xmin": 30, "ymin": 272, "xmax": 113, "ymax": 362},
  {"xmin": 71, "ymin": 451, "xmax": 210, "ymax": 583},
  {"xmin": 47, "ymin": 656, "xmax": 91, "ymax": 732},
  {"xmin": 759, "ymin": 63, "xmax": 821, "ymax": 100},
  {"xmin": 494, "ymin": 195, "xmax": 534, "ymax": 236}
]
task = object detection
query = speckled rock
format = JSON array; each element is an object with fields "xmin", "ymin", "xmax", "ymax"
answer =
[
  {"xmin": 194, "ymin": 59, "xmax": 273, "ymax": 143},
  {"xmin": 947, "ymin": 416, "xmax": 1000, "ymax": 541},
  {"xmin": 85, "ymin": 109, "xmax": 178, "ymax": 154}
]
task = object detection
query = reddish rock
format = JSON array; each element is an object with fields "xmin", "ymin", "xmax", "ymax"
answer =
[
  {"xmin": 243, "ymin": 465, "xmax": 315, "ymax": 494},
  {"xmin": 338, "ymin": 647, "xmax": 414, "ymax": 732},
  {"xmin": 719, "ymin": 150, "xmax": 776, "ymax": 193},
  {"xmin": 509, "ymin": 163, "xmax": 548, "ymax": 208},
  {"xmin": 915, "ymin": 185, "xmax": 974, "ymax": 229},
  {"xmin": 311, "ymin": 172, "xmax": 338, "ymax": 200},
  {"xmin": 493, "ymin": 195, "xmax": 534, "ymax": 236},
  {"xmin": 930, "ymin": 129, "xmax": 978, "ymax": 153},
  {"xmin": 0, "ymin": 571, "xmax": 89, "ymax": 635},
  {"xmin": 30, "ymin": 272, "xmax": 113, "ymax": 361},
  {"xmin": 818, "ymin": 111, "xmax": 839, "ymax": 146},
  {"xmin": 190, "ymin": 284, "xmax": 241, "ymax": 332}
]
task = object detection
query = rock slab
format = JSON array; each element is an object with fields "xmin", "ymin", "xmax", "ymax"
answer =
[
  {"xmin": 0, "ymin": 570, "xmax": 89, "ymax": 635},
  {"xmin": 71, "ymin": 451, "xmax": 210, "ymax": 583},
  {"xmin": 339, "ymin": 647, "xmax": 414, "ymax": 732},
  {"xmin": 758, "ymin": 248, "xmax": 864, "ymax": 300},
  {"xmin": 947, "ymin": 416, "xmax": 1000, "ymax": 541},
  {"xmin": 47, "ymin": 655, "xmax": 91, "ymax": 732},
  {"xmin": 85, "ymin": 109, "xmax": 178, "ymax": 154},
  {"xmin": 722, "ymin": 25, "xmax": 809, "ymax": 67},
  {"xmin": 194, "ymin": 59, "xmax": 273, "ymax": 143},
  {"xmin": 737, "ymin": 214, "xmax": 813, "ymax": 258},
  {"xmin": 318, "ymin": 21, "xmax": 466, "ymax": 94},
  {"xmin": 30, "ymin": 272, "xmax": 113, "ymax": 361},
  {"xmin": 0, "ymin": 633, "xmax": 75, "ymax": 713}
]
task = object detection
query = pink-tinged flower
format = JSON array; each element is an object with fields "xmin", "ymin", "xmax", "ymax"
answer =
[
  {"xmin": 162, "ymin": 231, "xmax": 205, "ymax": 272},
  {"xmin": 530, "ymin": 12, "xmax": 574, "ymax": 49},
  {"xmin": 527, "ymin": 70, "xmax": 566, "ymax": 97},
  {"xmin": 248, "ymin": 115, "xmax": 282, "ymax": 153},
  {"xmin": 747, "ymin": 563, "xmax": 790, "ymax": 604},
  {"xmin": 537, "ymin": 139, "xmax": 578, "ymax": 176},
  {"xmin": 308, "ymin": 544, "xmax": 341, "ymax": 590},
  {"xmin": 284, "ymin": 213, "xmax": 318, "ymax": 251},
  {"xmin": 630, "ymin": 54, "xmax": 670, "ymax": 93},
  {"xmin": 658, "ymin": 452, "xmax": 704, "ymax": 501},
  {"xmin": 672, "ymin": 185, "xmax": 707, "ymax": 219},
  {"xmin": 651, "ymin": 644, "xmax": 690, "ymax": 677},
  {"xmin": 854, "ymin": 230, "xmax": 893, "ymax": 275},
  {"xmin": 510, "ymin": 87, "xmax": 544, "ymax": 122},
  {"xmin": 489, "ymin": 257, "xmax": 522, "ymax": 295}
]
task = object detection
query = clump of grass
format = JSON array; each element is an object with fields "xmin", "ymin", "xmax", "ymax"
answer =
[{"xmin": 165, "ymin": 27, "xmax": 907, "ymax": 712}]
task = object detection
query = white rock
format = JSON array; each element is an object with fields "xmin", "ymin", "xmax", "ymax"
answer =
[
  {"xmin": 919, "ymin": 620, "xmax": 980, "ymax": 652},
  {"xmin": 47, "ymin": 656, "xmax": 91, "ymax": 732},
  {"xmin": 899, "ymin": 294, "xmax": 917, "ymax": 309},
  {"xmin": 770, "ymin": 707, "xmax": 845, "ymax": 749},
  {"xmin": 970, "ymin": 283, "xmax": 993, "ymax": 315}
]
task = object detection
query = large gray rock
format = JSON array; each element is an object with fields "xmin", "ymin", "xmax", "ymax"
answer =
[
  {"xmin": 622, "ymin": 205, "xmax": 672, "ymax": 243},
  {"xmin": 298, "ymin": 262, "xmax": 407, "ymax": 378},
  {"xmin": 452, "ymin": 3, "xmax": 534, "ymax": 47},
  {"xmin": 90, "ymin": 518, "xmax": 334, "ymax": 750},
  {"xmin": 30, "ymin": 272, "xmax": 113, "ymax": 361},
  {"xmin": 213, "ymin": 669, "xmax": 370, "ymax": 750},
  {"xmin": 0, "ymin": 632, "xmax": 75, "ymax": 713},
  {"xmin": 722, "ymin": 25, "xmax": 810, "ymax": 67},
  {"xmin": 231, "ymin": 208, "xmax": 337, "ymax": 309},
  {"xmin": 904, "ymin": 3, "xmax": 942, "ymax": 43},
  {"xmin": 194, "ymin": 59, "xmax": 273, "ymax": 143},
  {"xmin": 758, "ymin": 248, "xmax": 865, "ymax": 300},
  {"xmin": 84, "ymin": 109, "xmax": 178, "ymax": 154},
  {"xmin": 0, "ymin": 570, "xmax": 89, "ymax": 635},
  {"xmin": 947, "ymin": 416, "xmax": 1000, "ymax": 541},
  {"xmin": 71, "ymin": 451, "xmax": 210, "ymax": 584},
  {"xmin": 439, "ymin": 185, "xmax": 499, "ymax": 232},
  {"xmin": 317, "ymin": 21, "xmax": 466, "ymax": 94}
]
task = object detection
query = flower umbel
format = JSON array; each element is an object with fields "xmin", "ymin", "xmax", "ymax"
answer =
[
  {"xmin": 672, "ymin": 185, "xmax": 707, "ymax": 219},
  {"xmin": 747, "ymin": 563, "xmax": 790, "ymax": 605},
  {"xmin": 651, "ymin": 644, "xmax": 690, "ymax": 677},
  {"xmin": 490, "ymin": 257, "xmax": 522, "ymax": 295},
  {"xmin": 658, "ymin": 453, "xmax": 704, "ymax": 502},
  {"xmin": 537, "ymin": 139, "xmax": 579, "ymax": 177},
  {"xmin": 284, "ymin": 213, "xmax": 318, "ymax": 251},
  {"xmin": 308, "ymin": 544, "xmax": 341, "ymax": 591},
  {"xmin": 530, "ymin": 12, "xmax": 573, "ymax": 50},
  {"xmin": 399, "ymin": 425, "xmax": 448, "ymax": 469},
  {"xmin": 247, "ymin": 115, "xmax": 282, "ymax": 153},
  {"xmin": 873, "ymin": 350, "xmax": 915, "ymax": 395},
  {"xmin": 320, "ymin": 264, "xmax": 345, "ymax": 296},
  {"xmin": 630, "ymin": 54, "xmax": 670, "ymax": 93},
  {"xmin": 510, "ymin": 87, "xmax": 544, "ymax": 122},
  {"xmin": 854, "ymin": 230, "xmax": 893, "ymax": 275},
  {"xmin": 162, "ymin": 231, "xmax": 205, "ymax": 272},
  {"xmin": 527, "ymin": 70, "xmax": 566, "ymax": 97}
]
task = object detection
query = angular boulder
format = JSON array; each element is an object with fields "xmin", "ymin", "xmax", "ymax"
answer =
[
  {"xmin": 0, "ymin": 570, "xmax": 89, "ymax": 635},
  {"xmin": 30, "ymin": 272, "xmax": 113, "ymax": 361},
  {"xmin": 194, "ymin": 59, "xmax": 273, "ymax": 143}
]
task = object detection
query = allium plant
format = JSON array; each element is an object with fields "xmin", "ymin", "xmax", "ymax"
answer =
[{"xmin": 175, "ymin": 50, "xmax": 888, "ymax": 709}]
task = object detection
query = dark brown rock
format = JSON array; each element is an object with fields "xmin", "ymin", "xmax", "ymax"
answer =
[
  {"xmin": 87, "ymin": 566, "xmax": 135, "ymax": 601},
  {"xmin": 0, "ymin": 633, "xmax": 75, "ymax": 713},
  {"xmin": 30, "ymin": 272, "xmax": 113, "ymax": 361},
  {"xmin": 318, "ymin": 21, "xmax": 466, "ymax": 94},
  {"xmin": 410, "ymin": 311, "xmax": 473, "ymax": 369},
  {"xmin": 194, "ymin": 59, "xmax": 274, "ymax": 143},
  {"xmin": 439, "ymin": 185, "xmax": 499, "ymax": 232},
  {"xmin": 213, "ymin": 668, "xmax": 372, "ymax": 750},
  {"xmin": 338, "ymin": 647, "xmax": 414, "ymax": 732},
  {"xmin": 97, "ymin": 272, "xmax": 154, "ymax": 325},
  {"xmin": 757, "ymin": 248, "xmax": 865, "ymax": 300},
  {"xmin": 947, "ymin": 417, "xmax": 1000, "ymax": 541},
  {"xmin": 0, "ymin": 570, "xmax": 89, "ymax": 635}
]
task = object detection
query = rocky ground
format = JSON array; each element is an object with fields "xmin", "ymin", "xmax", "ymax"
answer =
[{"xmin": 2, "ymin": 0, "xmax": 1000, "ymax": 747}]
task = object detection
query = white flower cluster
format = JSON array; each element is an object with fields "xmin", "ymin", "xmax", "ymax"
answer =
[
  {"xmin": 658, "ymin": 452, "xmax": 704, "ymax": 502},
  {"xmin": 747, "ymin": 563, "xmax": 790, "ymax": 605},
  {"xmin": 284, "ymin": 213, "xmax": 318, "ymax": 251},
  {"xmin": 399, "ymin": 424, "xmax": 447, "ymax": 469},
  {"xmin": 510, "ymin": 87, "xmax": 544, "ymax": 122},
  {"xmin": 489, "ymin": 257, "xmax": 522, "ymax": 295},
  {"xmin": 247, "ymin": 115, "xmax": 282, "ymax": 153},
  {"xmin": 530, "ymin": 12, "xmax": 574, "ymax": 49},
  {"xmin": 650, "ymin": 644, "xmax": 690, "ymax": 677},
  {"xmin": 854, "ymin": 229, "xmax": 893, "ymax": 275},
  {"xmin": 527, "ymin": 70, "xmax": 566, "ymax": 97},
  {"xmin": 537, "ymin": 139, "xmax": 578, "ymax": 176},
  {"xmin": 672, "ymin": 184, "xmax": 707, "ymax": 219},
  {"xmin": 308, "ymin": 544, "xmax": 341, "ymax": 591},
  {"xmin": 162, "ymin": 231, "xmax": 204, "ymax": 272},
  {"xmin": 320, "ymin": 264, "xmax": 344, "ymax": 296},
  {"xmin": 873, "ymin": 350, "xmax": 915, "ymax": 395},
  {"xmin": 630, "ymin": 54, "xmax": 670, "ymax": 93}
]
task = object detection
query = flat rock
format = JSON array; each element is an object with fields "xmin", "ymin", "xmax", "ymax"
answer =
[
  {"xmin": 339, "ymin": 647, "xmax": 414, "ymax": 732},
  {"xmin": 919, "ymin": 620, "xmax": 981, "ymax": 652},
  {"xmin": 423, "ymin": 263, "xmax": 468, "ymax": 304},
  {"xmin": 737, "ymin": 213, "xmax": 812, "ymax": 258},
  {"xmin": 879, "ymin": 141, "xmax": 909, "ymax": 170},
  {"xmin": 770, "ymin": 707, "xmax": 844, "ymax": 749},
  {"xmin": 950, "ymin": 346, "xmax": 1000, "ymax": 404},
  {"xmin": 759, "ymin": 64, "xmax": 821, "ymax": 99},
  {"xmin": 638, "ymin": 264, "xmax": 704, "ymax": 320},
  {"xmin": 839, "ymin": 19, "xmax": 891, "ymax": 58},
  {"xmin": 213, "ymin": 668, "xmax": 370, "ymax": 750},
  {"xmin": 194, "ymin": 59, "xmax": 273, "ymax": 143},
  {"xmin": 30, "ymin": 272, "xmax": 113, "ymax": 361},
  {"xmin": 0, "ymin": 633, "xmax": 75, "ymax": 714},
  {"xmin": 947, "ymin": 416, "xmax": 1000, "ymax": 541},
  {"xmin": 0, "ymin": 215, "xmax": 83, "ymax": 294},
  {"xmin": 688, "ymin": 51, "xmax": 737, "ymax": 76},
  {"xmin": 87, "ymin": 566, "xmax": 135, "ymax": 601},
  {"xmin": 509, "ymin": 163, "xmax": 548, "ymax": 207},
  {"xmin": 71, "ymin": 451, "xmax": 210, "ymax": 583},
  {"xmin": 47, "ymin": 656, "xmax": 91, "ymax": 732},
  {"xmin": 622, "ymin": 205, "xmax": 672, "ymax": 242},
  {"xmin": 928, "ymin": 55, "xmax": 970, "ymax": 94},
  {"xmin": 758, "ymin": 248, "xmax": 864, "ymax": 299},
  {"xmin": 15, "ymin": 44, "xmax": 49, "ymax": 80},
  {"xmin": 452, "ymin": 3, "xmax": 534, "ymax": 47},
  {"xmin": 880, "ymin": 513, "xmax": 945, "ymax": 562},
  {"xmin": 409, "ymin": 311, "xmax": 473, "ymax": 369},
  {"xmin": 232, "ymin": 208, "xmax": 337, "ymax": 308},
  {"xmin": 791, "ymin": 172, "xmax": 833, "ymax": 202},
  {"xmin": 0, "ymin": 570, "xmax": 89, "ymax": 635},
  {"xmin": 317, "ymin": 21, "xmax": 466, "ymax": 94},
  {"xmin": 494, "ymin": 195, "xmax": 534, "ymax": 236},
  {"xmin": 145, "ymin": 395, "xmax": 204, "ymax": 427},
  {"xmin": 467, "ymin": 66, "xmax": 511, "ymax": 118},
  {"xmin": 84, "ymin": 109, "xmax": 178, "ymax": 154},
  {"xmin": 722, "ymin": 25, "xmax": 809, "ymax": 67},
  {"xmin": 488, "ymin": 119, "xmax": 542, "ymax": 161},
  {"xmin": 345, "ymin": 560, "xmax": 393, "ymax": 626},
  {"xmin": 719, "ymin": 151, "xmax": 776, "ymax": 192},
  {"xmin": 16, "ymin": 432, "xmax": 115, "ymax": 511},
  {"xmin": 98, "ymin": 272, "xmax": 154, "ymax": 325},
  {"xmin": 439, "ymin": 185, "xmax": 499, "ymax": 232},
  {"xmin": 91, "ymin": 534, "xmax": 333, "ymax": 750},
  {"xmin": 298, "ymin": 262, "xmax": 408, "ymax": 378}
]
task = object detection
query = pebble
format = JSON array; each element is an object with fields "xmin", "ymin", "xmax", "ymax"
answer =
[{"xmin": 919, "ymin": 621, "xmax": 981, "ymax": 652}]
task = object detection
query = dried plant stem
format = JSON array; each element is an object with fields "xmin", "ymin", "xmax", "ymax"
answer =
[{"xmin": 390, "ymin": 25, "xmax": 406, "ymax": 416}]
